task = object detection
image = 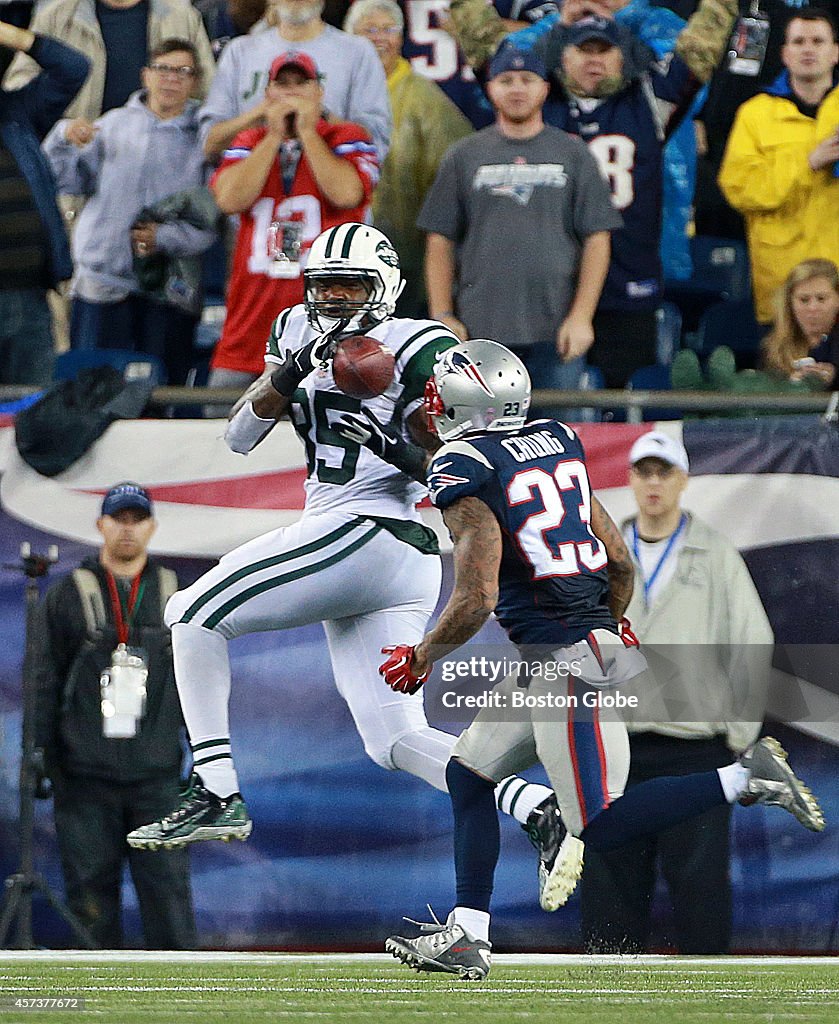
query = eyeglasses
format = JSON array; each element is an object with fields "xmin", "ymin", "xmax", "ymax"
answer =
[
  {"xmin": 148, "ymin": 63, "xmax": 196, "ymax": 79},
  {"xmin": 358, "ymin": 25, "xmax": 401, "ymax": 38}
]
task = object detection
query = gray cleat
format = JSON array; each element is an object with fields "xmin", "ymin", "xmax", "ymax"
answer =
[
  {"xmin": 739, "ymin": 737, "xmax": 825, "ymax": 832},
  {"xmin": 386, "ymin": 909, "xmax": 491, "ymax": 981}
]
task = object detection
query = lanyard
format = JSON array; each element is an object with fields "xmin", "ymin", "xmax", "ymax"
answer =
[
  {"xmin": 279, "ymin": 140, "xmax": 302, "ymax": 194},
  {"xmin": 632, "ymin": 514, "xmax": 687, "ymax": 607},
  {"xmin": 104, "ymin": 571, "xmax": 145, "ymax": 646}
]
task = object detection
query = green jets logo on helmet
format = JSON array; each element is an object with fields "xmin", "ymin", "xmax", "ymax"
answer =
[
  {"xmin": 303, "ymin": 225, "xmax": 406, "ymax": 332},
  {"xmin": 376, "ymin": 240, "xmax": 399, "ymax": 269}
]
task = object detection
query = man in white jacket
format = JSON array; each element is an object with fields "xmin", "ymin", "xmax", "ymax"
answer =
[
  {"xmin": 43, "ymin": 38, "xmax": 215, "ymax": 384},
  {"xmin": 580, "ymin": 430, "xmax": 774, "ymax": 954}
]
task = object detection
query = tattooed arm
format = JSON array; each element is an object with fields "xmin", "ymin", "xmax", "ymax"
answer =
[
  {"xmin": 590, "ymin": 496, "xmax": 635, "ymax": 620},
  {"xmin": 411, "ymin": 496, "xmax": 501, "ymax": 676}
]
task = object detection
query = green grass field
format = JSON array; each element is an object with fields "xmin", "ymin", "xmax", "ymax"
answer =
[{"xmin": 1, "ymin": 953, "xmax": 838, "ymax": 1024}]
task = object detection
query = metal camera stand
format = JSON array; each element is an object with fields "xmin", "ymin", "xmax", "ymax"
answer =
[{"xmin": 0, "ymin": 543, "xmax": 96, "ymax": 949}]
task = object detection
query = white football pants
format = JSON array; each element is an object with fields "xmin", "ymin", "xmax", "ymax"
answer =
[{"xmin": 165, "ymin": 511, "xmax": 451, "ymax": 788}]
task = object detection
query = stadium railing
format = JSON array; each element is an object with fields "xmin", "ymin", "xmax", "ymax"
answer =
[{"xmin": 1, "ymin": 386, "xmax": 837, "ymax": 422}]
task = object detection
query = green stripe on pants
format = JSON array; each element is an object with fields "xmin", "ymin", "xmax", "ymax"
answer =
[
  {"xmin": 201, "ymin": 525, "xmax": 383, "ymax": 630},
  {"xmin": 180, "ymin": 520, "xmax": 359, "ymax": 624}
]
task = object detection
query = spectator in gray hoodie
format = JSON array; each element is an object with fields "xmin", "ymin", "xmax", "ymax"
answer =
[{"xmin": 43, "ymin": 38, "xmax": 215, "ymax": 383}]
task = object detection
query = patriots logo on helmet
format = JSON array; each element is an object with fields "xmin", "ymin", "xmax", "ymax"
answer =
[{"xmin": 441, "ymin": 351, "xmax": 495, "ymax": 397}]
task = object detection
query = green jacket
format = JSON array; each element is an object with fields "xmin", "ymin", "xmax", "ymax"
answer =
[
  {"xmin": 134, "ymin": 185, "xmax": 221, "ymax": 315},
  {"xmin": 373, "ymin": 59, "xmax": 472, "ymax": 317}
]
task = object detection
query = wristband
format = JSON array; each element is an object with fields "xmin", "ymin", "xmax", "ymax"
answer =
[
  {"xmin": 225, "ymin": 401, "xmax": 276, "ymax": 454},
  {"xmin": 388, "ymin": 439, "xmax": 428, "ymax": 484}
]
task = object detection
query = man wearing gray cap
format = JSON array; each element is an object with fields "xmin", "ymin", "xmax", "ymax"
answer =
[
  {"xmin": 580, "ymin": 431, "xmax": 774, "ymax": 954},
  {"xmin": 32, "ymin": 482, "xmax": 195, "ymax": 949}
]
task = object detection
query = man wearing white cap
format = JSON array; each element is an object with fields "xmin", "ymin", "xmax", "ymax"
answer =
[{"xmin": 580, "ymin": 430, "xmax": 774, "ymax": 954}]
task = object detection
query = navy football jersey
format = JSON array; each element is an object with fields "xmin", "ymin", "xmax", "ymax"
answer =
[
  {"xmin": 398, "ymin": 0, "xmax": 494, "ymax": 128},
  {"xmin": 542, "ymin": 57, "xmax": 699, "ymax": 311},
  {"xmin": 428, "ymin": 420, "xmax": 615, "ymax": 646}
]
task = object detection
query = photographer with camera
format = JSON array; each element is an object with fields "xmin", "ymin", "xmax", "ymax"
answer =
[{"xmin": 32, "ymin": 483, "xmax": 196, "ymax": 950}]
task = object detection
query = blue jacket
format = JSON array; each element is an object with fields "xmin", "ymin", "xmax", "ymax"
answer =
[{"xmin": 0, "ymin": 36, "xmax": 89, "ymax": 287}]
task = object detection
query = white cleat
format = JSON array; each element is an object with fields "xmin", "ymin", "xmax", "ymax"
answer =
[{"xmin": 540, "ymin": 833, "xmax": 585, "ymax": 912}]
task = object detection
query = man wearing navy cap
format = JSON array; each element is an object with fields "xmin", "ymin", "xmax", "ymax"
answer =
[
  {"xmin": 420, "ymin": 44, "xmax": 622, "ymax": 398},
  {"xmin": 33, "ymin": 482, "xmax": 195, "ymax": 949}
]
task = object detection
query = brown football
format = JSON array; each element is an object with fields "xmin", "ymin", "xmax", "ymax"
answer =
[{"xmin": 332, "ymin": 335, "xmax": 395, "ymax": 400}]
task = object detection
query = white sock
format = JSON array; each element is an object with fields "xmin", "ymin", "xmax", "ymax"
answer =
[
  {"xmin": 171, "ymin": 622, "xmax": 240, "ymax": 798},
  {"xmin": 391, "ymin": 727, "xmax": 455, "ymax": 791},
  {"xmin": 453, "ymin": 907, "xmax": 490, "ymax": 943},
  {"xmin": 717, "ymin": 762, "xmax": 751, "ymax": 804},
  {"xmin": 494, "ymin": 777, "xmax": 553, "ymax": 824}
]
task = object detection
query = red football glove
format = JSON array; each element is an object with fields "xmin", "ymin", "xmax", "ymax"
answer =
[
  {"xmin": 618, "ymin": 617, "xmax": 640, "ymax": 648},
  {"xmin": 380, "ymin": 644, "xmax": 429, "ymax": 695}
]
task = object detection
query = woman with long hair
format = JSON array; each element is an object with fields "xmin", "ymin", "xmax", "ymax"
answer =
[{"xmin": 762, "ymin": 259, "xmax": 839, "ymax": 388}]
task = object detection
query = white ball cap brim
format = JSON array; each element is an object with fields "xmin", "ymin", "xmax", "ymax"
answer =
[{"xmin": 628, "ymin": 430, "xmax": 690, "ymax": 473}]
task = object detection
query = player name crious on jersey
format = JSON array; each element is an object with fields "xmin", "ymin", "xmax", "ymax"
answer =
[{"xmin": 428, "ymin": 418, "xmax": 615, "ymax": 646}]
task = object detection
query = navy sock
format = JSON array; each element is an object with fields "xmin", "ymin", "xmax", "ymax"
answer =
[
  {"xmin": 446, "ymin": 759, "xmax": 499, "ymax": 913},
  {"xmin": 581, "ymin": 770, "xmax": 726, "ymax": 852}
]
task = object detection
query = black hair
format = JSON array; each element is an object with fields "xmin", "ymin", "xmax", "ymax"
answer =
[{"xmin": 784, "ymin": 7, "xmax": 839, "ymax": 43}]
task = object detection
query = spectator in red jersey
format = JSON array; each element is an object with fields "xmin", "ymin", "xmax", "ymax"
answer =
[{"xmin": 206, "ymin": 50, "xmax": 378, "ymax": 397}]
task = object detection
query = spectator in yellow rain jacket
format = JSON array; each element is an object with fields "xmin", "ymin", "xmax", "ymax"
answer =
[{"xmin": 719, "ymin": 9, "xmax": 839, "ymax": 323}]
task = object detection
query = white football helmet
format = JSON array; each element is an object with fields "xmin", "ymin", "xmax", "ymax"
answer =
[
  {"xmin": 425, "ymin": 340, "xmax": 531, "ymax": 441},
  {"xmin": 303, "ymin": 223, "xmax": 405, "ymax": 333}
]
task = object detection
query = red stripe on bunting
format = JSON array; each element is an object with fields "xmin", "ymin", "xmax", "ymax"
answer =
[{"xmin": 574, "ymin": 423, "xmax": 653, "ymax": 490}]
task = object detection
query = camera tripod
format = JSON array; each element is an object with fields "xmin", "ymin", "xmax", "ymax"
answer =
[{"xmin": 0, "ymin": 543, "xmax": 96, "ymax": 949}]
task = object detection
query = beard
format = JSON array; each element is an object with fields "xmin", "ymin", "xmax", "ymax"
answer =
[
  {"xmin": 273, "ymin": 0, "xmax": 324, "ymax": 26},
  {"xmin": 561, "ymin": 70, "xmax": 625, "ymax": 99}
]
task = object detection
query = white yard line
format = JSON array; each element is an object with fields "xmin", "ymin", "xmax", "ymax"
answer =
[{"xmin": 0, "ymin": 952, "xmax": 837, "ymax": 967}]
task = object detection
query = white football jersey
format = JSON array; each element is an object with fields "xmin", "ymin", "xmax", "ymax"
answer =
[{"xmin": 266, "ymin": 305, "xmax": 458, "ymax": 518}]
